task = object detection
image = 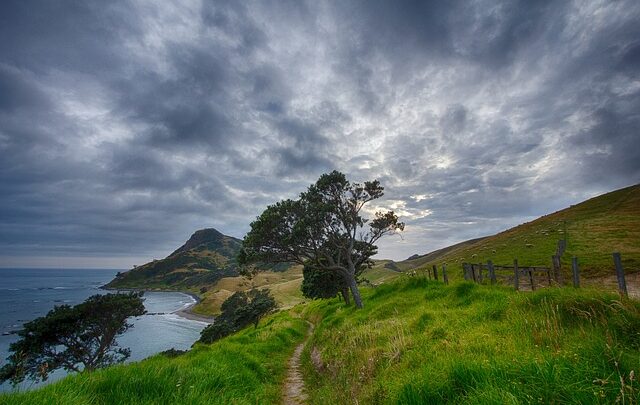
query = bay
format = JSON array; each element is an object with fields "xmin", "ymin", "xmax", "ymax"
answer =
[{"xmin": 0, "ymin": 268, "xmax": 207, "ymax": 392}]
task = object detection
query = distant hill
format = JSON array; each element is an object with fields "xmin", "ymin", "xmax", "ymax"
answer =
[
  {"xmin": 368, "ymin": 184, "xmax": 640, "ymax": 284},
  {"xmin": 396, "ymin": 236, "xmax": 489, "ymax": 271},
  {"xmin": 106, "ymin": 228, "xmax": 243, "ymax": 289}
]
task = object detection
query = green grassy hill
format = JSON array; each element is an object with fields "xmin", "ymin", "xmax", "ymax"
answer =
[
  {"xmin": 106, "ymin": 228, "xmax": 243, "ymax": 290},
  {"xmin": 392, "ymin": 184, "xmax": 640, "ymax": 285}
]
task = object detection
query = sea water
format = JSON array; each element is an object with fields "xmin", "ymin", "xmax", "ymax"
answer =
[{"xmin": 0, "ymin": 268, "xmax": 207, "ymax": 392}]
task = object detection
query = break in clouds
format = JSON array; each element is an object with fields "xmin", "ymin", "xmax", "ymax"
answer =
[{"xmin": 1, "ymin": 1, "xmax": 639, "ymax": 267}]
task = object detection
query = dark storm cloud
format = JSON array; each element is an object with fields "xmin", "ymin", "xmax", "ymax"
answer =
[{"xmin": 0, "ymin": 0, "xmax": 639, "ymax": 266}]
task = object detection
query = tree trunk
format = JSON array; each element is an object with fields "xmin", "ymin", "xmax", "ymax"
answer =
[
  {"xmin": 346, "ymin": 272, "xmax": 363, "ymax": 309},
  {"xmin": 340, "ymin": 287, "xmax": 351, "ymax": 306}
]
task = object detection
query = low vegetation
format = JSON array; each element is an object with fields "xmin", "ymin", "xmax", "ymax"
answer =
[
  {"xmin": 1, "ymin": 312, "xmax": 307, "ymax": 405},
  {"xmin": 301, "ymin": 277, "xmax": 640, "ymax": 404},
  {"xmin": 199, "ymin": 289, "xmax": 277, "ymax": 343}
]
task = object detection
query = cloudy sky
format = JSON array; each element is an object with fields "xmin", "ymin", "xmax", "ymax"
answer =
[{"xmin": 1, "ymin": 1, "xmax": 639, "ymax": 268}]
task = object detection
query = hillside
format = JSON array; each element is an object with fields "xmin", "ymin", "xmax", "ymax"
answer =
[
  {"xmin": 192, "ymin": 266, "xmax": 304, "ymax": 316},
  {"xmin": 106, "ymin": 228, "xmax": 243, "ymax": 290},
  {"xmin": 390, "ymin": 184, "xmax": 640, "ymax": 287},
  {"xmin": 105, "ymin": 228, "xmax": 305, "ymax": 315},
  {"xmin": 3, "ymin": 278, "xmax": 639, "ymax": 404}
]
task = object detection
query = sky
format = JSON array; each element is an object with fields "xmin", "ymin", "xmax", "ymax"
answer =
[{"xmin": 1, "ymin": 0, "xmax": 639, "ymax": 268}]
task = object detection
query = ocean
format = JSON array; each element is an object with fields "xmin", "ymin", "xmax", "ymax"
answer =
[{"xmin": 0, "ymin": 268, "xmax": 207, "ymax": 392}]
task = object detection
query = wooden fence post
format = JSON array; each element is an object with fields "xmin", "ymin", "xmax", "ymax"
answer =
[
  {"xmin": 487, "ymin": 260, "xmax": 496, "ymax": 285},
  {"xmin": 471, "ymin": 264, "xmax": 477, "ymax": 283},
  {"xmin": 478, "ymin": 263, "xmax": 484, "ymax": 284},
  {"xmin": 514, "ymin": 259, "xmax": 519, "ymax": 291},
  {"xmin": 552, "ymin": 255, "xmax": 562, "ymax": 285},
  {"xmin": 557, "ymin": 255, "xmax": 563, "ymax": 284},
  {"xmin": 442, "ymin": 264, "xmax": 448, "ymax": 285},
  {"xmin": 613, "ymin": 252, "xmax": 628, "ymax": 297},
  {"xmin": 432, "ymin": 265, "xmax": 438, "ymax": 281},
  {"xmin": 463, "ymin": 263, "xmax": 469, "ymax": 281},
  {"xmin": 528, "ymin": 268, "xmax": 535, "ymax": 291},
  {"xmin": 546, "ymin": 267, "xmax": 552, "ymax": 287},
  {"xmin": 572, "ymin": 257, "xmax": 580, "ymax": 288}
]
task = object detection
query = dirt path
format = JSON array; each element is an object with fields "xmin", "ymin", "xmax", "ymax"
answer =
[{"xmin": 282, "ymin": 322, "xmax": 314, "ymax": 405}]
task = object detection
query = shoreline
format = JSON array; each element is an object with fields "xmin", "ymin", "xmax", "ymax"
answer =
[{"xmin": 102, "ymin": 286, "xmax": 215, "ymax": 324}]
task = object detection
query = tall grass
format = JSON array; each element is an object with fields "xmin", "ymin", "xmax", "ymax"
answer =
[
  {"xmin": 301, "ymin": 278, "xmax": 640, "ymax": 404},
  {"xmin": 0, "ymin": 312, "xmax": 307, "ymax": 405}
]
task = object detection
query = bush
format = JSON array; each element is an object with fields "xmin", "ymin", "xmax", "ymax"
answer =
[{"xmin": 198, "ymin": 289, "xmax": 277, "ymax": 344}]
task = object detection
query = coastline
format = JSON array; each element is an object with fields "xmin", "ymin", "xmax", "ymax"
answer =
[{"xmin": 102, "ymin": 286, "xmax": 215, "ymax": 324}]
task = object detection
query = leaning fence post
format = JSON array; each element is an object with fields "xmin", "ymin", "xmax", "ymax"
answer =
[
  {"xmin": 613, "ymin": 252, "xmax": 628, "ymax": 297},
  {"xmin": 528, "ymin": 268, "xmax": 535, "ymax": 291},
  {"xmin": 442, "ymin": 264, "xmax": 448, "ymax": 285},
  {"xmin": 514, "ymin": 259, "xmax": 519, "ymax": 291},
  {"xmin": 487, "ymin": 260, "xmax": 496, "ymax": 285},
  {"xmin": 552, "ymin": 255, "xmax": 562, "ymax": 285},
  {"xmin": 572, "ymin": 257, "xmax": 580, "ymax": 288},
  {"xmin": 433, "ymin": 265, "xmax": 438, "ymax": 281}
]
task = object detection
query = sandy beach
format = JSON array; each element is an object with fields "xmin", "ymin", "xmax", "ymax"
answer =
[
  {"xmin": 172, "ymin": 292, "xmax": 215, "ymax": 323},
  {"xmin": 103, "ymin": 286, "xmax": 215, "ymax": 324}
]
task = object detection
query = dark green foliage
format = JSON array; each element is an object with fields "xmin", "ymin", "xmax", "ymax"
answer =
[
  {"xmin": 0, "ymin": 292, "xmax": 145, "ymax": 385},
  {"xmin": 301, "ymin": 265, "xmax": 344, "ymax": 299},
  {"xmin": 234, "ymin": 289, "xmax": 278, "ymax": 328},
  {"xmin": 199, "ymin": 289, "xmax": 277, "ymax": 344},
  {"xmin": 200, "ymin": 320, "xmax": 235, "ymax": 344},
  {"xmin": 301, "ymin": 259, "xmax": 369, "ymax": 304},
  {"xmin": 159, "ymin": 348, "xmax": 187, "ymax": 358}
]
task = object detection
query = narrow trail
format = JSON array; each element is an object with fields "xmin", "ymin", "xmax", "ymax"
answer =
[{"xmin": 282, "ymin": 322, "xmax": 314, "ymax": 405}]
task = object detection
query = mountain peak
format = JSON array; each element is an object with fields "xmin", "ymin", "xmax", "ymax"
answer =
[{"xmin": 169, "ymin": 228, "xmax": 236, "ymax": 257}]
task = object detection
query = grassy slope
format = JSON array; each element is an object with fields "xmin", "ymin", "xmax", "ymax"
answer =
[
  {"xmin": 394, "ymin": 184, "xmax": 640, "ymax": 284},
  {"xmin": 302, "ymin": 278, "xmax": 640, "ymax": 404},
  {"xmin": 394, "ymin": 237, "xmax": 489, "ymax": 272},
  {"xmin": 3, "ymin": 279, "xmax": 639, "ymax": 404},
  {"xmin": 1, "ymin": 312, "xmax": 307, "ymax": 405},
  {"xmin": 362, "ymin": 261, "xmax": 404, "ymax": 285},
  {"xmin": 192, "ymin": 266, "xmax": 305, "ymax": 315}
]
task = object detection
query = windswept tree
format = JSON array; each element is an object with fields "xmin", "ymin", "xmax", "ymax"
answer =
[
  {"xmin": 0, "ymin": 292, "xmax": 145, "ymax": 385},
  {"xmin": 239, "ymin": 171, "xmax": 404, "ymax": 308}
]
